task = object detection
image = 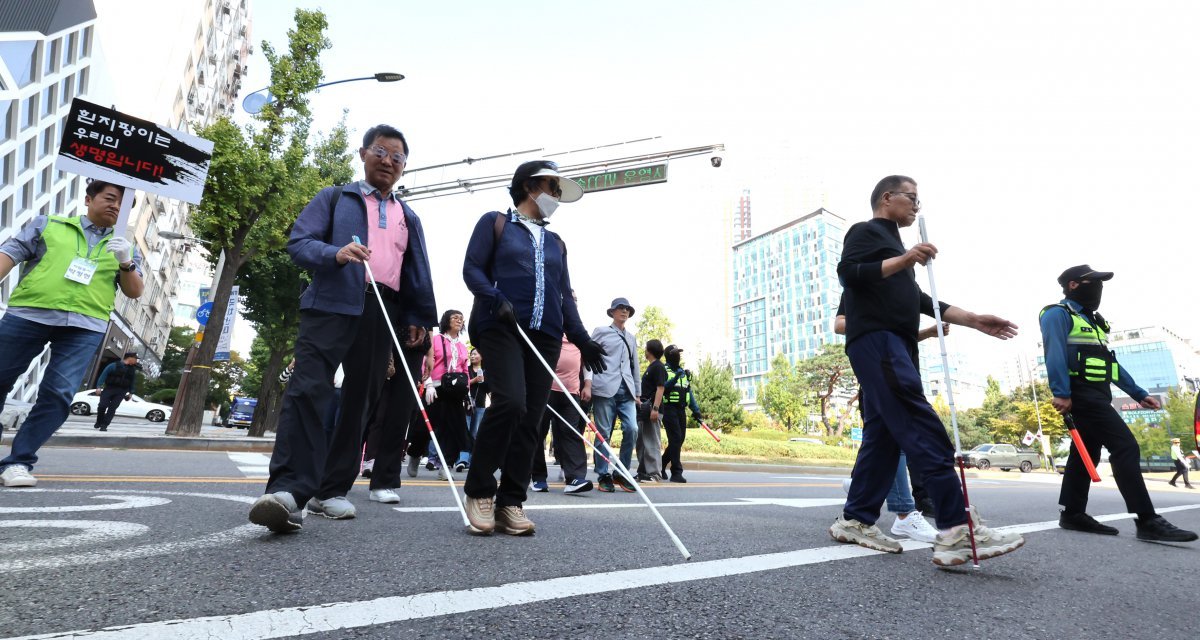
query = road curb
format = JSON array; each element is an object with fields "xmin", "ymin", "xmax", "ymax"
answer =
[{"xmin": 3, "ymin": 433, "xmax": 276, "ymax": 453}]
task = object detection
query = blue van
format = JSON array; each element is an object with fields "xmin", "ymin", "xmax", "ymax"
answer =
[{"xmin": 225, "ymin": 397, "xmax": 257, "ymax": 429}]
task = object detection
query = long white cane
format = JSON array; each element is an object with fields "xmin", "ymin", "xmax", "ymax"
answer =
[
  {"xmin": 512, "ymin": 323, "xmax": 692, "ymax": 560},
  {"xmin": 353, "ymin": 237, "xmax": 469, "ymax": 527},
  {"xmin": 916, "ymin": 217, "xmax": 980, "ymax": 568}
]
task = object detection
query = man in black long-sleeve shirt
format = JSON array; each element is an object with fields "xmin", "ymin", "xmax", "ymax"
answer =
[{"xmin": 830, "ymin": 175, "xmax": 1025, "ymax": 567}]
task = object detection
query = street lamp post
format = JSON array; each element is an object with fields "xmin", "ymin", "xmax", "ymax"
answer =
[{"xmin": 241, "ymin": 72, "xmax": 404, "ymax": 114}]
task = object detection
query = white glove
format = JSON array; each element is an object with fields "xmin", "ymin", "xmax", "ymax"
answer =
[
  {"xmin": 107, "ymin": 236, "xmax": 133, "ymax": 264},
  {"xmin": 424, "ymin": 383, "xmax": 437, "ymax": 405}
]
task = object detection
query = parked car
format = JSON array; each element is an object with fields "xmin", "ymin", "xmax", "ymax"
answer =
[
  {"xmin": 69, "ymin": 389, "xmax": 172, "ymax": 422},
  {"xmin": 964, "ymin": 443, "xmax": 1041, "ymax": 472},
  {"xmin": 224, "ymin": 397, "xmax": 257, "ymax": 429}
]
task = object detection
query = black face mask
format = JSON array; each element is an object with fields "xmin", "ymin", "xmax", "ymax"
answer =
[{"xmin": 1066, "ymin": 281, "xmax": 1103, "ymax": 311}]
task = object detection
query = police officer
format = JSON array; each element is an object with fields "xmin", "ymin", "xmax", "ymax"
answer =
[
  {"xmin": 1041, "ymin": 265, "xmax": 1197, "ymax": 542},
  {"xmin": 661, "ymin": 345, "xmax": 702, "ymax": 483},
  {"xmin": 93, "ymin": 352, "xmax": 141, "ymax": 431}
]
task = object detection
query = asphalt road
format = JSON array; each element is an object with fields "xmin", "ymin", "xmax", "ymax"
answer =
[{"xmin": 1, "ymin": 447, "xmax": 1198, "ymax": 639}]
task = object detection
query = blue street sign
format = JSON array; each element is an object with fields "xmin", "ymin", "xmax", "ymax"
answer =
[
  {"xmin": 196, "ymin": 302, "xmax": 214, "ymax": 326},
  {"xmin": 850, "ymin": 427, "xmax": 863, "ymax": 442}
]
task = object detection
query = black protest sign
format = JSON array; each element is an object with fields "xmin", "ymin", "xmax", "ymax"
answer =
[{"xmin": 55, "ymin": 98, "xmax": 214, "ymax": 204}]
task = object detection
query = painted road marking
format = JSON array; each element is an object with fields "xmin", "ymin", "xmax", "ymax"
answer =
[
  {"xmin": 0, "ymin": 495, "xmax": 170, "ymax": 513},
  {"xmin": 227, "ymin": 452, "xmax": 271, "ymax": 477},
  {"xmin": 16, "ymin": 503, "xmax": 1199, "ymax": 640},
  {"xmin": 394, "ymin": 497, "xmax": 852, "ymax": 513},
  {"xmin": 0, "ymin": 489, "xmax": 257, "ymax": 574},
  {"xmin": 0, "ymin": 520, "xmax": 149, "ymax": 554}
]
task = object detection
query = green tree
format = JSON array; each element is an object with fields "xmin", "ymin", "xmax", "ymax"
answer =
[
  {"xmin": 796, "ymin": 345, "xmax": 858, "ymax": 437},
  {"xmin": 634, "ymin": 305, "xmax": 675, "ymax": 369},
  {"xmin": 167, "ymin": 9, "xmax": 333, "ymax": 436},
  {"xmin": 690, "ymin": 356, "xmax": 743, "ymax": 433},
  {"xmin": 1163, "ymin": 386, "xmax": 1198, "ymax": 448},
  {"xmin": 142, "ymin": 326, "xmax": 194, "ymax": 402},
  {"xmin": 759, "ymin": 353, "xmax": 807, "ymax": 432}
]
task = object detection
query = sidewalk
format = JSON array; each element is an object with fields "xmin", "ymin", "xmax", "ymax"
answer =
[{"xmin": 1, "ymin": 414, "xmax": 276, "ymax": 453}]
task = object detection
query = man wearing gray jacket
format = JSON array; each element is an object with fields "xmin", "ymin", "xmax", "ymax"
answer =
[{"xmin": 589, "ymin": 297, "xmax": 640, "ymax": 492}]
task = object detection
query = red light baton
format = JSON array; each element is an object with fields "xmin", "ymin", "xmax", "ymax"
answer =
[{"xmin": 1062, "ymin": 413, "xmax": 1101, "ymax": 483}]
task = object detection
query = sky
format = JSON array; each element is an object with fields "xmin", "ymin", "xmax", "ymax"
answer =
[{"xmin": 117, "ymin": 1, "xmax": 1200, "ymax": 376}]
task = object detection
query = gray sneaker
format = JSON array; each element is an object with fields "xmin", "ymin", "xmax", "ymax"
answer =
[
  {"xmin": 465, "ymin": 495, "xmax": 495, "ymax": 535},
  {"xmin": 932, "ymin": 507, "xmax": 1025, "ymax": 567},
  {"xmin": 248, "ymin": 491, "xmax": 303, "ymax": 533},
  {"xmin": 829, "ymin": 515, "xmax": 903, "ymax": 553},
  {"xmin": 306, "ymin": 496, "xmax": 357, "ymax": 519},
  {"xmin": 407, "ymin": 455, "xmax": 420, "ymax": 478}
]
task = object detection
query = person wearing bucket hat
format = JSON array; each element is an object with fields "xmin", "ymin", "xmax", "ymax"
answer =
[
  {"xmin": 589, "ymin": 297, "xmax": 641, "ymax": 492},
  {"xmin": 1041, "ymin": 265, "xmax": 1197, "ymax": 540},
  {"xmin": 461, "ymin": 160, "xmax": 605, "ymax": 535}
]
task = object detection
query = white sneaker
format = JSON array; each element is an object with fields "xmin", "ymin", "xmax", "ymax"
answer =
[
  {"xmin": 436, "ymin": 467, "xmax": 447, "ymax": 481},
  {"xmin": 305, "ymin": 496, "xmax": 357, "ymax": 519},
  {"xmin": 369, "ymin": 488, "xmax": 400, "ymax": 504},
  {"xmin": 842, "ymin": 478, "xmax": 851, "ymax": 494},
  {"xmin": 890, "ymin": 511, "xmax": 939, "ymax": 543},
  {"xmin": 1, "ymin": 465, "xmax": 37, "ymax": 488}
]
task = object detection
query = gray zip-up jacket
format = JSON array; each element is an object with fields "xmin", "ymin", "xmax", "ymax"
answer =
[{"xmin": 590, "ymin": 324, "xmax": 639, "ymax": 398}]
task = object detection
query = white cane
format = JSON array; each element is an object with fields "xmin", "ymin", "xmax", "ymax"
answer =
[
  {"xmin": 917, "ymin": 217, "xmax": 981, "ymax": 569},
  {"xmin": 512, "ymin": 323, "xmax": 692, "ymax": 560},
  {"xmin": 545, "ymin": 403, "xmax": 613, "ymax": 467},
  {"xmin": 353, "ymin": 236, "xmax": 469, "ymax": 527}
]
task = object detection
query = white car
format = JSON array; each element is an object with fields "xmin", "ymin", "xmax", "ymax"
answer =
[{"xmin": 70, "ymin": 389, "xmax": 172, "ymax": 423}]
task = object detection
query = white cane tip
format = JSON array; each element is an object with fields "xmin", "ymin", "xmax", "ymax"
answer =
[{"xmin": 971, "ymin": 563, "xmax": 981, "ymax": 570}]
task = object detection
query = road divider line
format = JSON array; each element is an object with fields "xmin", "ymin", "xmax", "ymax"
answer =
[{"xmin": 17, "ymin": 504, "xmax": 1198, "ymax": 640}]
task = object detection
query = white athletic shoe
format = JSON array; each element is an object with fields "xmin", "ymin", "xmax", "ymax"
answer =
[
  {"xmin": 1, "ymin": 465, "xmax": 37, "ymax": 488},
  {"xmin": 368, "ymin": 488, "xmax": 400, "ymax": 504},
  {"xmin": 890, "ymin": 511, "xmax": 939, "ymax": 543}
]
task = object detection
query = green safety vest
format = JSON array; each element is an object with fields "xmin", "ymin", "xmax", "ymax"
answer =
[
  {"xmin": 8, "ymin": 215, "xmax": 119, "ymax": 321},
  {"xmin": 1040, "ymin": 303, "xmax": 1119, "ymax": 384},
  {"xmin": 664, "ymin": 367, "xmax": 691, "ymax": 405}
]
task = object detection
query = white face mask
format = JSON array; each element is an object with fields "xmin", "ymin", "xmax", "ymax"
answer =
[{"xmin": 534, "ymin": 191, "xmax": 559, "ymax": 220}]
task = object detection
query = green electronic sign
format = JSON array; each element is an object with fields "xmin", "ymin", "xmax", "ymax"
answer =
[{"xmin": 570, "ymin": 163, "xmax": 668, "ymax": 194}]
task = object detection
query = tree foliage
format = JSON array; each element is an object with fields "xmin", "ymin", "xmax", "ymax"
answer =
[
  {"xmin": 795, "ymin": 345, "xmax": 858, "ymax": 436},
  {"xmin": 634, "ymin": 305, "xmax": 675, "ymax": 369},
  {"xmin": 167, "ymin": 9, "xmax": 333, "ymax": 436},
  {"xmin": 690, "ymin": 356, "xmax": 743, "ymax": 433},
  {"xmin": 759, "ymin": 353, "xmax": 808, "ymax": 432}
]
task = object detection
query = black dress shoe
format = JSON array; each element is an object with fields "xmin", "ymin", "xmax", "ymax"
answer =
[
  {"xmin": 1059, "ymin": 511, "xmax": 1119, "ymax": 535},
  {"xmin": 1136, "ymin": 515, "xmax": 1199, "ymax": 542},
  {"xmin": 669, "ymin": 475, "xmax": 687, "ymax": 483}
]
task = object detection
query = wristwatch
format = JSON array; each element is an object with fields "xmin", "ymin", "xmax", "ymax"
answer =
[{"xmin": 119, "ymin": 261, "xmax": 136, "ymax": 272}]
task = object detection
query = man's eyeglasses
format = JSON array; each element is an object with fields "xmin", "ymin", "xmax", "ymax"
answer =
[
  {"xmin": 891, "ymin": 192, "xmax": 920, "ymax": 208},
  {"xmin": 366, "ymin": 145, "xmax": 407, "ymax": 165}
]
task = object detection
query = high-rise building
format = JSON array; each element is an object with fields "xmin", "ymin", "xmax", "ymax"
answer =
[
  {"xmin": 0, "ymin": 0, "xmax": 100, "ymax": 404},
  {"xmin": 732, "ymin": 189, "xmax": 751, "ymax": 243},
  {"xmin": 918, "ymin": 345, "xmax": 989, "ymax": 410},
  {"xmin": 730, "ymin": 208, "xmax": 847, "ymax": 408},
  {"xmin": 83, "ymin": 0, "xmax": 252, "ymax": 381}
]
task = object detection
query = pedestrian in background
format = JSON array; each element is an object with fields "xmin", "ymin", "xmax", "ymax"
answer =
[
  {"xmin": 1169, "ymin": 438, "xmax": 1193, "ymax": 489},
  {"xmin": 423, "ymin": 309, "xmax": 472, "ymax": 474},
  {"xmin": 590, "ymin": 297, "xmax": 641, "ymax": 493},
  {"xmin": 248, "ymin": 124, "xmax": 436, "ymax": 533},
  {"xmin": 635, "ymin": 339, "xmax": 666, "ymax": 482},
  {"xmin": 467, "ymin": 348, "xmax": 487, "ymax": 439},
  {"xmin": 531, "ymin": 330, "xmax": 594, "ymax": 494},
  {"xmin": 93, "ymin": 352, "xmax": 141, "ymax": 432},
  {"xmin": 0, "ymin": 180, "xmax": 143, "ymax": 488},
  {"xmin": 461, "ymin": 160, "xmax": 605, "ymax": 536}
]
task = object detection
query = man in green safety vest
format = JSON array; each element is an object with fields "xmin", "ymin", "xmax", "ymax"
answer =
[
  {"xmin": 660, "ymin": 344, "xmax": 703, "ymax": 483},
  {"xmin": 1040, "ymin": 264, "xmax": 1195, "ymax": 542},
  {"xmin": 0, "ymin": 181, "xmax": 143, "ymax": 488}
]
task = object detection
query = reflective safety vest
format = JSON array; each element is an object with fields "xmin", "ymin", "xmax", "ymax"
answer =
[
  {"xmin": 7, "ymin": 215, "xmax": 119, "ymax": 321},
  {"xmin": 664, "ymin": 367, "xmax": 692, "ymax": 405},
  {"xmin": 1040, "ymin": 304, "xmax": 1119, "ymax": 384}
]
